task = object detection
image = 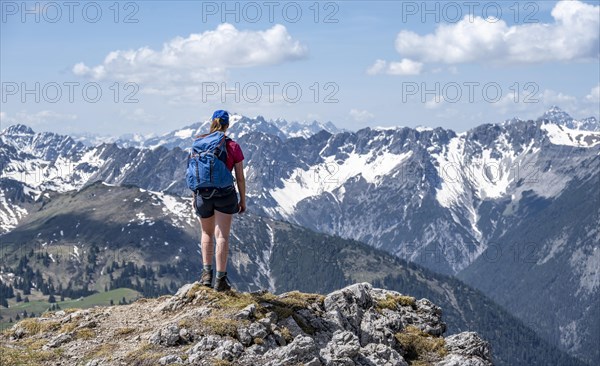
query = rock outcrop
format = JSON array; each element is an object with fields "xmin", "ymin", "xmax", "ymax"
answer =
[{"xmin": 1, "ymin": 283, "xmax": 493, "ymax": 366}]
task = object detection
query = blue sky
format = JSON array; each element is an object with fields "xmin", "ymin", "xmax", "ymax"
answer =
[{"xmin": 1, "ymin": 0, "xmax": 599, "ymax": 136}]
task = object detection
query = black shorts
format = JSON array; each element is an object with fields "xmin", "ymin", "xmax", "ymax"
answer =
[{"xmin": 194, "ymin": 186, "xmax": 239, "ymax": 218}]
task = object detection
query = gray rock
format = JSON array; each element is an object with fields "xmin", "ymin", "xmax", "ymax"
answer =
[
  {"xmin": 175, "ymin": 282, "xmax": 196, "ymax": 298},
  {"xmin": 358, "ymin": 343, "xmax": 408, "ymax": 366},
  {"xmin": 324, "ymin": 283, "xmax": 374, "ymax": 333},
  {"xmin": 297, "ymin": 308, "xmax": 334, "ymax": 334},
  {"xmin": 158, "ymin": 354, "xmax": 183, "ymax": 365},
  {"xmin": 77, "ymin": 320, "xmax": 97, "ymax": 330},
  {"xmin": 150, "ymin": 324, "xmax": 183, "ymax": 346},
  {"xmin": 155, "ymin": 282, "xmax": 200, "ymax": 312},
  {"xmin": 237, "ymin": 326, "xmax": 253, "ymax": 346},
  {"xmin": 414, "ymin": 299, "xmax": 446, "ymax": 336},
  {"xmin": 264, "ymin": 335, "xmax": 320, "ymax": 366},
  {"xmin": 436, "ymin": 355, "xmax": 492, "ymax": 366},
  {"xmin": 249, "ymin": 322, "xmax": 268, "ymax": 339},
  {"xmin": 258, "ymin": 316, "xmax": 273, "ymax": 331},
  {"xmin": 281, "ymin": 316, "xmax": 305, "ymax": 338},
  {"xmin": 245, "ymin": 343, "xmax": 268, "ymax": 356},
  {"xmin": 262, "ymin": 334, "xmax": 280, "ymax": 351},
  {"xmin": 188, "ymin": 334, "xmax": 223, "ymax": 354},
  {"xmin": 359, "ymin": 308, "xmax": 402, "ymax": 347},
  {"xmin": 84, "ymin": 360, "xmax": 104, "ymax": 366},
  {"xmin": 235, "ymin": 303, "xmax": 257, "ymax": 320},
  {"xmin": 436, "ymin": 332, "xmax": 493, "ymax": 366},
  {"xmin": 187, "ymin": 335, "xmax": 223, "ymax": 364},
  {"xmin": 321, "ymin": 330, "xmax": 360, "ymax": 364},
  {"xmin": 214, "ymin": 339, "xmax": 245, "ymax": 361},
  {"xmin": 44, "ymin": 333, "xmax": 73, "ymax": 349}
]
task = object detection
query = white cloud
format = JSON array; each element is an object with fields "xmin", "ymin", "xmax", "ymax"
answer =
[
  {"xmin": 425, "ymin": 95, "xmax": 446, "ymax": 109},
  {"xmin": 367, "ymin": 59, "xmax": 387, "ymax": 75},
  {"xmin": 349, "ymin": 109, "xmax": 374, "ymax": 122},
  {"xmin": 540, "ymin": 89, "xmax": 578, "ymax": 106},
  {"xmin": 586, "ymin": 85, "xmax": 600, "ymax": 103},
  {"xmin": 389, "ymin": 0, "xmax": 598, "ymax": 65},
  {"xmin": 489, "ymin": 87, "xmax": 600, "ymax": 120},
  {"xmin": 0, "ymin": 110, "xmax": 77, "ymax": 125},
  {"xmin": 73, "ymin": 23, "xmax": 308, "ymax": 85},
  {"xmin": 1, "ymin": 110, "xmax": 78, "ymax": 126},
  {"xmin": 367, "ymin": 58, "xmax": 423, "ymax": 75},
  {"xmin": 387, "ymin": 59, "xmax": 423, "ymax": 75}
]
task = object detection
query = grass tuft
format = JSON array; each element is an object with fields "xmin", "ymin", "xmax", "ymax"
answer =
[
  {"xmin": 124, "ymin": 342, "xmax": 166, "ymax": 366},
  {"xmin": 115, "ymin": 327, "xmax": 136, "ymax": 336},
  {"xmin": 255, "ymin": 291, "xmax": 323, "ymax": 324},
  {"xmin": 0, "ymin": 345, "xmax": 61, "ymax": 366},
  {"xmin": 84, "ymin": 343, "xmax": 117, "ymax": 363},
  {"xmin": 280, "ymin": 327, "xmax": 293, "ymax": 342},
  {"xmin": 201, "ymin": 316, "xmax": 243, "ymax": 338},
  {"xmin": 11, "ymin": 318, "xmax": 60, "ymax": 336},
  {"xmin": 395, "ymin": 325, "xmax": 447, "ymax": 365},
  {"xmin": 75, "ymin": 328, "xmax": 96, "ymax": 340},
  {"xmin": 377, "ymin": 293, "xmax": 416, "ymax": 312},
  {"xmin": 59, "ymin": 322, "xmax": 78, "ymax": 334}
]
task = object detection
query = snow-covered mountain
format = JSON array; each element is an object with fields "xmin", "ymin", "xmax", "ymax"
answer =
[
  {"xmin": 1, "ymin": 106, "xmax": 598, "ymax": 364},
  {"xmin": 540, "ymin": 105, "xmax": 599, "ymax": 131},
  {"xmin": 275, "ymin": 118, "xmax": 341, "ymax": 138},
  {"xmin": 72, "ymin": 114, "xmax": 342, "ymax": 151}
]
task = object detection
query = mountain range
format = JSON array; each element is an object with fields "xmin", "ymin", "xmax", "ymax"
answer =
[
  {"xmin": 1, "ymin": 106, "xmax": 598, "ymax": 365},
  {"xmin": 70, "ymin": 115, "xmax": 342, "ymax": 149}
]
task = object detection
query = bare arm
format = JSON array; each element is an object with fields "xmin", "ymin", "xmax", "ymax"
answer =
[{"xmin": 234, "ymin": 161, "xmax": 246, "ymax": 213}]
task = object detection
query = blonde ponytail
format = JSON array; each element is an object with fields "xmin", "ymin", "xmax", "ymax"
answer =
[{"xmin": 210, "ymin": 118, "xmax": 229, "ymax": 133}]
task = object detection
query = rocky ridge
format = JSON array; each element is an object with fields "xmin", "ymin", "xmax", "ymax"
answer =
[{"xmin": 1, "ymin": 283, "xmax": 492, "ymax": 366}]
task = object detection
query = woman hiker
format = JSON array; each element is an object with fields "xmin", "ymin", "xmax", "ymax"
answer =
[{"xmin": 191, "ymin": 110, "xmax": 246, "ymax": 291}]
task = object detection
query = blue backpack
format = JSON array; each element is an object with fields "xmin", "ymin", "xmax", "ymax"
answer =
[{"xmin": 186, "ymin": 131, "xmax": 234, "ymax": 191}]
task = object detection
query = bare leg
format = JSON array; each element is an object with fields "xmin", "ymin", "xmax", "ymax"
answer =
[
  {"xmin": 214, "ymin": 211, "xmax": 233, "ymax": 272},
  {"xmin": 199, "ymin": 216, "xmax": 215, "ymax": 266}
]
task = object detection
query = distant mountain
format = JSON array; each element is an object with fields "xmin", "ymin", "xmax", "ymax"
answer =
[
  {"xmin": 275, "ymin": 118, "xmax": 342, "ymax": 139},
  {"xmin": 458, "ymin": 155, "xmax": 600, "ymax": 366},
  {"xmin": 540, "ymin": 105, "xmax": 599, "ymax": 131},
  {"xmin": 78, "ymin": 115, "xmax": 343, "ymax": 151},
  {"xmin": 0, "ymin": 182, "xmax": 585, "ymax": 366}
]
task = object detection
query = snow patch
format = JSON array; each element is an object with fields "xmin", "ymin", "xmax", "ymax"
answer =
[
  {"xmin": 174, "ymin": 128, "xmax": 195, "ymax": 139},
  {"xmin": 541, "ymin": 123, "xmax": 600, "ymax": 147},
  {"xmin": 270, "ymin": 151, "xmax": 412, "ymax": 215}
]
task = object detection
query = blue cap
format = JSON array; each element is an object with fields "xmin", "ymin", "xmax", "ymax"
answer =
[{"xmin": 212, "ymin": 110, "xmax": 229, "ymax": 125}]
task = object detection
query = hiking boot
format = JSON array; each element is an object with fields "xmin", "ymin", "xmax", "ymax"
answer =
[
  {"xmin": 200, "ymin": 269, "xmax": 213, "ymax": 287},
  {"xmin": 214, "ymin": 274, "xmax": 231, "ymax": 292}
]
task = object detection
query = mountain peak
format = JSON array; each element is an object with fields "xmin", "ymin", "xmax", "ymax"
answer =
[
  {"xmin": 2, "ymin": 282, "xmax": 493, "ymax": 366},
  {"xmin": 547, "ymin": 105, "xmax": 564, "ymax": 113},
  {"xmin": 2, "ymin": 124, "xmax": 35, "ymax": 136},
  {"xmin": 538, "ymin": 106, "xmax": 599, "ymax": 131},
  {"xmin": 541, "ymin": 105, "xmax": 573, "ymax": 122}
]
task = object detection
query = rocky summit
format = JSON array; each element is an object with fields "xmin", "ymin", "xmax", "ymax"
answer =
[{"xmin": 1, "ymin": 283, "xmax": 492, "ymax": 366}]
